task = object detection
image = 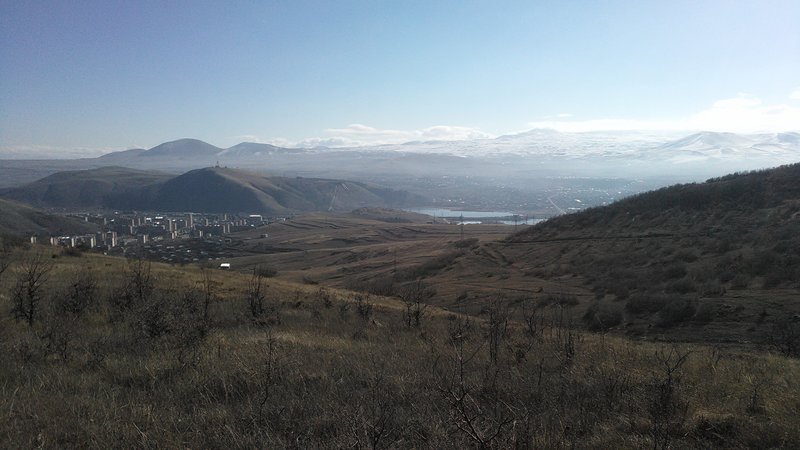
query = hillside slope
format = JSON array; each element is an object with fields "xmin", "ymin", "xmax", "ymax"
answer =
[
  {"xmin": 0, "ymin": 166, "xmax": 172, "ymax": 208},
  {"xmin": 0, "ymin": 199, "xmax": 98, "ymax": 237},
  {"xmin": 147, "ymin": 167, "xmax": 424, "ymax": 214},
  {"xmin": 0, "ymin": 166, "xmax": 425, "ymax": 214},
  {"xmin": 485, "ymin": 163, "xmax": 800, "ymax": 341}
]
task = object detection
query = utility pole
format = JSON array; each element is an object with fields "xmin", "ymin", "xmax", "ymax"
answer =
[{"xmin": 460, "ymin": 213, "xmax": 464, "ymax": 241}]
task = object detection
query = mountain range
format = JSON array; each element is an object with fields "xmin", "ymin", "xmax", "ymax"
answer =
[
  {"xmin": 0, "ymin": 166, "xmax": 425, "ymax": 214},
  {"xmin": 3, "ymin": 130, "xmax": 798, "ymax": 183}
]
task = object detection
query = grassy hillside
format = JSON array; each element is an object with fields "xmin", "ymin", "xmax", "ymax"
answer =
[
  {"xmin": 487, "ymin": 163, "xmax": 800, "ymax": 341},
  {"xmin": 0, "ymin": 166, "xmax": 425, "ymax": 214},
  {"xmin": 0, "ymin": 199, "xmax": 98, "ymax": 237},
  {"xmin": 0, "ymin": 166, "xmax": 172, "ymax": 208},
  {"xmin": 221, "ymin": 164, "xmax": 800, "ymax": 346},
  {"xmin": 0, "ymin": 247, "xmax": 798, "ymax": 448},
  {"xmin": 141, "ymin": 167, "xmax": 425, "ymax": 214}
]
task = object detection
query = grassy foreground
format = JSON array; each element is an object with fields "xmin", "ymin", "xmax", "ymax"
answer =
[{"xmin": 0, "ymin": 247, "xmax": 798, "ymax": 448}]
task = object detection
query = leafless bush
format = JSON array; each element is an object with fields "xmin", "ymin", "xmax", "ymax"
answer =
[
  {"xmin": 483, "ymin": 297, "xmax": 511, "ymax": 365},
  {"xmin": 436, "ymin": 315, "xmax": 513, "ymax": 447},
  {"xmin": 10, "ymin": 251, "xmax": 52, "ymax": 326},
  {"xmin": 109, "ymin": 257, "xmax": 155, "ymax": 317},
  {"xmin": 257, "ymin": 330, "xmax": 283, "ymax": 421},
  {"xmin": 521, "ymin": 298, "xmax": 543, "ymax": 341},
  {"xmin": 354, "ymin": 294, "xmax": 373, "ymax": 320},
  {"xmin": 247, "ymin": 267, "xmax": 267, "ymax": 319},
  {"xmin": 317, "ymin": 287, "xmax": 333, "ymax": 308},
  {"xmin": 58, "ymin": 269, "xmax": 99, "ymax": 316},
  {"xmin": 198, "ymin": 265, "xmax": 219, "ymax": 325},
  {"xmin": 399, "ymin": 280, "xmax": 434, "ymax": 328},
  {"xmin": 649, "ymin": 347, "xmax": 691, "ymax": 450}
]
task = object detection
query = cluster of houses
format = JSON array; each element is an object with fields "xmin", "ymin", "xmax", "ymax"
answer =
[{"xmin": 31, "ymin": 212, "xmax": 270, "ymax": 254}]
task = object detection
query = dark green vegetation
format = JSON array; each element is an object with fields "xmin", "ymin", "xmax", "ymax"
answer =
[
  {"xmin": 0, "ymin": 166, "xmax": 425, "ymax": 214},
  {"xmin": 0, "ymin": 198, "xmax": 97, "ymax": 237},
  {"xmin": 1, "ymin": 246, "xmax": 798, "ymax": 448},
  {"xmin": 494, "ymin": 164, "xmax": 800, "ymax": 344}
]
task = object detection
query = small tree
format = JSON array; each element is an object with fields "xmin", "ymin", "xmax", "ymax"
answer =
[
  {"xmin": 10, "ymin": 251, "xmax": 52, "ymax": 326},
  {"xmin": 399, "ymin": 280, "xmax": 434, "ymax": 328},
  {"xmin": 198, "ymin": 265, "xmax": 219, "ymax": 325},
  {"xmin": 484, "ymin": 297, "xmax": 511, "ymax": 365},
  {"xmin": 59, "ymin": 268, "xmax": 98, "ymax": 316},
  {"xmin": 248, "ymin": 267, "xmax": 267, "ymax": 318},
  {"xmin": 0, "ymin": 243, "xmax": 10, "ymax": 281}
]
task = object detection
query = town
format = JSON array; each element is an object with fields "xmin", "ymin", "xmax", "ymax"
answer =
[{"xmin": 30, "ymin": 211, "xmax": 275, "ymax": 265}]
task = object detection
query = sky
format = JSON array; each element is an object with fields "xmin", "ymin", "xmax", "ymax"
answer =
[{"xmin": 1, "ymin": 0, "xmax": 799, "ymax": 156}]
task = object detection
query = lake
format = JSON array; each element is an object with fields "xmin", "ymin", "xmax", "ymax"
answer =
[{"xmin": 405, "ymin": 208, "xmax": 545, "ymax": 225}]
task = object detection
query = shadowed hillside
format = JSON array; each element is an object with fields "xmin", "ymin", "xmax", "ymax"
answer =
[
  {"xmin": 0, "ymin": 166, "xmax": 172, "ymax": 209},
  {"xmin": 475, "ymin": 163, "xmax": 800, "ymax": 341},
  {"xmin": 0, "ymin": 166, "xmax": 426, "ymax": 214},
  {"xmin": 0, "ymin": 199, "xmax": 98, "ymax": 237},
  {"xmin": 146, "ymin": 167, "xmax": 425, "ymax": 214}
]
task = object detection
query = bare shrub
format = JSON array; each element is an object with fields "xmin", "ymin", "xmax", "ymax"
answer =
[
  {"xmin": 10, "ymin": 251, "xmax": 52, "ymax": 326},
  {"xmin": 483, "ymin": 297, "xmax": 511, "ymax": 365},
  {"xmin": 110, "ymin": 257, "xmax": 155, "ymax": 316},
  {"xmin": 57, "ymin": 269, "xmax": 99, "ymax": 316},
  {"xmin": 436, "ymin": 316, "xmax": 513, "ymax": 448},
  {"xmin": 247, "ymin": 267, "xmax": 267, "ymax": 318},
  {"xmin": 399, "ymin": 280, "xmax": 434, "ymax": 328},
  {"xmin": 354, "ymin": 294, "xmax": 373, "ymax": 320},
  {"xmin": 649, "ymin": 347, "xmax": 691, "ymax": 450}
]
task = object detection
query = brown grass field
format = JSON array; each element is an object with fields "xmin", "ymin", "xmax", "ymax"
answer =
[{"xmin": 1, "ymin": 240, "xmax": 799, "ymax": 448}]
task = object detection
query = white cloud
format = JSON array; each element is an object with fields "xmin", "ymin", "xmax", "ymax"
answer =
[
  {"xmin": 528, "ymin": 94, "xmax": 800, "ymax": 133},
  {"xmin": 790, "ymin": 87, "xmax": 800, "ymax": 100}
]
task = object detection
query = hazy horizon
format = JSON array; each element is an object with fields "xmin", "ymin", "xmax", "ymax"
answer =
[{"xmin": 1, "ymin": 1, "xmax": 799, "ymax": 158}]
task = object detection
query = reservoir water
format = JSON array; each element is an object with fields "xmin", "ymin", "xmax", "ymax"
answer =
[{"xmin": 405, "ymin": 208, "xmax": 544, "ymax": 225}]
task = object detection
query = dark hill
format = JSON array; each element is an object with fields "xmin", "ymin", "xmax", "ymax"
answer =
[
  {"xmin": 501, "ymin": 163, "xmax": 800, "ymax": 341},
  {"xmin": 0, "ymin": 166, "xmax": 172, "ymax": 209},
  {"xmin": 147, "ymin": 167, "xmax": 424, "ymax": 214},
  {"xmin": 417, "ymin": 163, "xmax": 800, "ymax": 345},
  {"xmin": 0, "ymin": 198, "xmax": 98, "ymax": 237},
  {"xmin": 0, "ymin": 166, "xmax": 426, "ymax": 214}
]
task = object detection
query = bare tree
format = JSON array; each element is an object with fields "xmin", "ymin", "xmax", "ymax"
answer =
[
  {"xmin": 399, "ymin": 280, "xmax": 434, "ymax": 327},
  {"xmin": 198, "ymin": 265, "xmax": 219, "ymax": 324},
  {"xmin": 437, "ymin": 317, "xmax": 512, "ymax": 448},
  {"xmin": 10, "ymin": 251, "xmax": 52, "ymax": 326},
  {"xmin": 0, "ymin": 243, "xmax": 10, "ymax": 281},
  {"xmin": 248, "ymin": 267, "xmax": 266, "ymax": 318},
  {"xmin": 649, "ymin": 347, "xmax": 691, "ymax": 450},
  {"xmin": 484, "ymin": 297, "xmax": 511, "ymax": 365}
]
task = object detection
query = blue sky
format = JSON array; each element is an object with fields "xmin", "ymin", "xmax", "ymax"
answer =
[{"xmin": 1, "ymin": 0, "xmax": 799, "ymax": 155}]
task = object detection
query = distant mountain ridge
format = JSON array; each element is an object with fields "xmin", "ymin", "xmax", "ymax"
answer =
[
  {"xmin": 2, "ymin": 130, "xmax": 798, "ymax": 197},
  {"xmin": 0, "ymin": 166, "xmax": 426, "ymax": 214}
]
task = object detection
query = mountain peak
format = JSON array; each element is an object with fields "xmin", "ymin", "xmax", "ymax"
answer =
[{"xmin": 143, "ymin": 139, "xmax": 222, "ymax": 158}]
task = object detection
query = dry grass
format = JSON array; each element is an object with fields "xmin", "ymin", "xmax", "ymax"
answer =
[{"xmin": 0, "ymin": 248, "xmax": 798, "ymax": 448}]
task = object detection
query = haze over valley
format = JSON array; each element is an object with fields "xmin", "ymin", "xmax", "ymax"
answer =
[{"xmin": 1, "ymin": 1, "xmax": 799, "ymax": 448}]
